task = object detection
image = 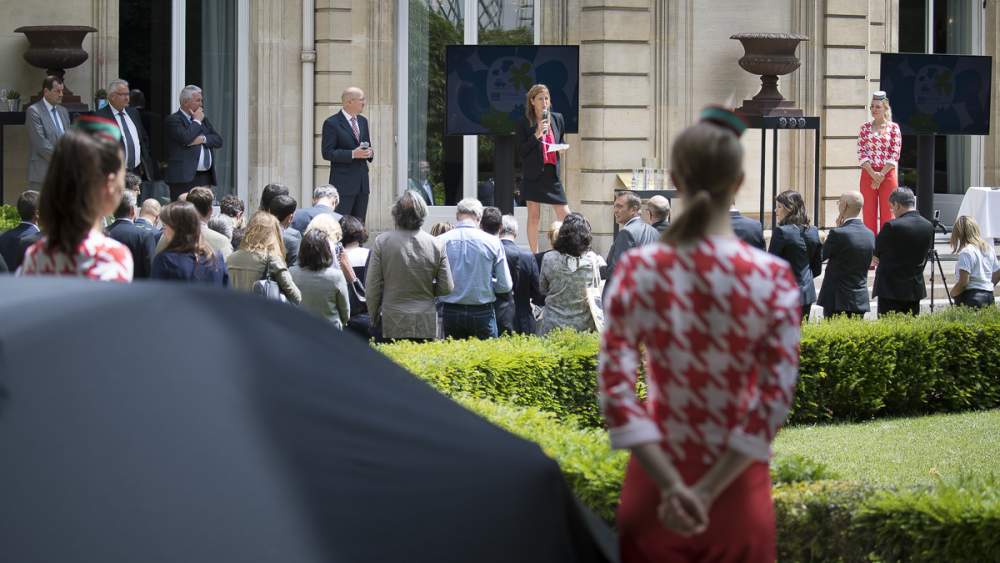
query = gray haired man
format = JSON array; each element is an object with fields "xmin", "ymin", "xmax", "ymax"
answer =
[
  {"xmin": 164, "ymin": 85, "xmax": 224, "ymax": 201},
  {"xmin": 96, "ymin": 78, "xmax": 155, "ymax": 179},
  {"xmin": 292, "ymin": 184, "xmax": 342, "ymax": 233}
]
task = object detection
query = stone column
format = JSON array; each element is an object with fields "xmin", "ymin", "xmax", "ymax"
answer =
[{"xmin": 92, "ymin": 0, "xmax": 119, "ymax": 99}]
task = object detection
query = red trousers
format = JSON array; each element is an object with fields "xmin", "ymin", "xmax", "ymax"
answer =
[
  {"xmin": 617, "ymin": 457, "xmax": 776, "ymax": 563},
  {"xmin": 860, "ymin": 166, "xmax": 897, "ymax": 235}
]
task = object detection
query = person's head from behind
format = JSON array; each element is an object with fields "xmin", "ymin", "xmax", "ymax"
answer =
[
  {"xmin": 888, "ymin": 187, "xmax": 916, "ymax": 218},
  {"xmin": 613, "ymin": 191, "xmax": 642, "ymax": 226},
  {"xmin": 480, "ymin": 206, "xmax": 502, "ymax": 236},
  {"xmin": 837, "ymin": 191, "xmax": 864, "ymax": 223},
  {"xmin": 161, "ymin": 201, "xmax": 213, "ymax": 259},
  {"xmin": 114, "ymin": 188, "xmax": 138, "ymax": 220},
  {"xmin": 950, "ymin": 215, "xmax": 989, "ymax": 254},
  {"xmin": 124, "ymin": 172, "xmax": 141, "ymax": 194},
  {"xmin": 547, "ymin": 221, "xmax": 562, "ymax": 249},
  {"xmin": 185, "ymin": 187, "xmax": 215, "ymax": 222},
  {"xmin": 499, "ymin": 215, "xmax": 518, "ymax": 241},
  {"xmin": 40, "ymin": 123, "xmax": 125, "ymax": 254},
  {"xmin": 664, "ymin": 107, "xmax": 746, "ymax": 245},
  {"xmin": 241, "ymin": 210, "xmax": 286, "ymax": 256},
  {"xmin": 220, "ymin": 194, "xmax": 245, "ymax": 220},
  {"xmin": 553, "ymin": 213, "xmax": 592, "ymax": 258},
  {"xmin": 129, "ymin": 88, "xmax": 146, "ymax": 109},
  {"xmin": 645, "ymin": 195, "xmax": 670, "ymax": 224},
  {"xmin": 775, "ymin": 190, "xmax": 809, "ymax": 227},
  {"xmin": 139, "ymin": 198, "xmax": 161, "ymax": 224},
  {"xmin": 207, "ymin": 214, "xmax": 234, "ymax": 242},
  {"xmin": 391, "ymin": 190, "xmax": 427, "ymax": 231},
  {"xmin": 260, "ymin": 183, "xmax": 289, "ymax": 211},
  {"xmin": 340, "ymin": 215, "xmax": 368, "ymax": 247},
  {"xmin": 456, "ymin": 198, "xmax": 483, "ymax": 224},
  {"xmin": 305, "ymin": 213, "xmax": 343, "ymax": 245},
  {"xmin": 313, "ymin": 184, "xmax": 339, "ymax": 208},
  {"xmin": 269, "ymin": 194, "xmax": 298, "ymax": 228},
  {"xmin": 430, "ymin": 222, "xmax": 452, "ymax": 236},
  {"xmin": 298, "ymin": 229, "xmax": 335, "ymax": 273},
  {"xmin": 16, "ymin": 190, "xmax": 40, "ymax": 224}
]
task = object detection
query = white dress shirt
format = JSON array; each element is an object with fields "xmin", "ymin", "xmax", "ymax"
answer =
[
  {"xmin": 112, "ymin": 107, "xmax": 141, "ymax": 169},
  {"xmin": 181, "ymin": 109, "xmax": 212, "ymax": 171}
]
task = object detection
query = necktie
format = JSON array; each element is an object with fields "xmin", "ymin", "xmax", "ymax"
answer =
[
  {"xmin": 117, "ymin": 111, "xmax": 137, "ymax": 169},
  {"xmin": 51, "ymin": 108, "xmax": 64, "ymax": 136},
  {"xmin": 350, "ymin": 116, "xmax": 360, "ymax": 143}
]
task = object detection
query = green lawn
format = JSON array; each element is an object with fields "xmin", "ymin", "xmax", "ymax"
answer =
[{"xmin": 773, "ymin": 409, "xmax": 1000, "ymax": 486}]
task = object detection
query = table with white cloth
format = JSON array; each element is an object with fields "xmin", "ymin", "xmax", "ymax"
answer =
[{"xmin": 956, "ymin": 187, "xmax": 1000, "ymax": 238}]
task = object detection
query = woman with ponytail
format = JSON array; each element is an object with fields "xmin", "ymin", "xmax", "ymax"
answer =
[
  {"xmin": 598, "ymin": 107, "xmax": 802, "ymax": 562},
  {"xmin": 18, "ymin": 116, "xmax": 133, "ymax": 281}
]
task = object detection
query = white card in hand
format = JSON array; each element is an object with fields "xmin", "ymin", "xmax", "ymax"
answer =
[{"xmin": 546, "ymin": 143, "xmax": 570, "ymax": 153}]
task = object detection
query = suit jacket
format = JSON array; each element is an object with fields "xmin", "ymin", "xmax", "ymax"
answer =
[
  {"xmin": 163, "ymin": 110, "xmax": 223, "ymax": 185},
  {"xmin": 604, "ymin": 216, "xmax": 660, "ymax": 285},
  {"xmin": 26, "ymin": 100, "xmax": 71, "ymax": 185},
  {"xmin": 818, "ymin": 218, "xmax": 875, "ymax": 313},
  {"xmin": 650, "ymin": 220, "xmax": 669, "ymax": 234},
  {"xmin": 283, "ymin": 227, "xmax": 302, "ymax": 267},
  {"xmin": 501, "ymin": 239, "xmax": 543, "ymax": 335},
  {"xmin": 291, "ymin": 205, "xmax": 341, "ymax": 234},
  {"xmin": 730, "ymin": 210, "xmax": 765, "ymax": 250},
  {"xmin": 95, "ymin": 104, "xmax": 156, "ymax": 180},
  {"xmin": 516, "ymin": 112, "xmax": 565, "ymax": 186},
  {"xmin": 107, "ymin": 219, "xmax": 158, "ymax": 279},
  {"xmin": 366, "ymin": 229, "xmax": 453, "ymax": 340},
  {"xmin": 321, "ymin": 112, "xmax": 372, "ymax": 197},
  {"xmin": 769, "ymin": 224, "xmax": 823, "ymax": 306},
  {"xmin": 873, "ymin": 210, "xmax": 935, "ymax": 301},
  {"xmin": 134, "ymin": 217, "xmax": 163, "ymax": 244},
  {"xmin": 0, "ymin": 222, "xmax": 42, "ymax": 272}
]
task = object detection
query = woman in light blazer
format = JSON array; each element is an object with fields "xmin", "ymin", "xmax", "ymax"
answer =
[{"xmin": 365, "ymin": 190, "xmax": 453, "ymax": 341}]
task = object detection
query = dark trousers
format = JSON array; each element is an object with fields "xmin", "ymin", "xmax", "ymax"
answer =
[
  {"xmin": 956, "ymin": 289, "xmax": 995, "ymax": 309},
  {"xmin": 336, "ymin": 191, "xmax": 370, "ymax": 224},
  {"xmin": 441, "ymin": 303, "xmax": 498, "ymax": 340},
  {"xmin": 878, "ymin": 297, "xmax": 920, "ymax": 317},
  {"xmin": 168, "ymin": 170, "xmax": 214, "ymax": 201},
  {"xmin": 826, "ymin": 310, "xmax": 865, "ymax": 320}
]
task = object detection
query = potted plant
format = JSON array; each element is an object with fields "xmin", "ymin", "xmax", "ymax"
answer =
[
  {"xmin": 94, "ymin": 88, "xmax": 107, "ymax": 110},
  {"xmin": 5, "ymin": 90, "xmax": 21, "ymax": 112}
]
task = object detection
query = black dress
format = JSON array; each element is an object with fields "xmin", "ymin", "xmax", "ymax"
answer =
[{"xmin": 516, "ymin": 113, "xmax": 568, "ymax": 205}]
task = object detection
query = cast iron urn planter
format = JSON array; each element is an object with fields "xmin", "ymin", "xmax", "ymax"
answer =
[
  {"xmin": 731, "ymin": 32, "xmax": 809, "ymax": 117},
  {"xmin": 15, "ymin": 25, "xmax": 97, "ymax": 111}
]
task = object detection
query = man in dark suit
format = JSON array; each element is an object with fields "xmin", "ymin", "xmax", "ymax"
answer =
[
  {"xmin": 604, "ymin": 191, "xmax": 659, "ymax": 291},
  {"xmin": 0, "ymin": 190, "xmax": 41, "ymax": 272},
  {"xmin": 818, "ymin": 192, "xmax": 875, "ymax": 319},
  {"xmin": 106, "ymin": 190, "xmax": 157, "ymax": 279},
  {"xmin": 135, "ymin": 198, "xmax": 163, "ymax": 243},
  {"xmin": 291, "ymin": 184, "xmax": 342, "ymax": 233},
  {"xmin": 164, "ymin": 85, "xmax": 223, "ymax": 201},
  {"xmin": 479, "ymin": 207, "xmax": 515, "ymax": 334},
  {"xmin": 269, "ymin": 194, "xmax": 301, "ymax": 267},
  {"xmin": 498, "ymin": 215, "xmax": 543, "ymax": 335},
  {"xmin": 96, "ymin": 79, "xmax": 155, "ymax": 180},
  {"xmin": 321, "ymin": 87, "xmax": 373, "ymax": 222},
  {"xmin": 873, "ymin": 187, "xmax": 935, "ymax": 317},
  {"xmin": 644, "ymin": 195, "xmax": 670, "ymax": 234},
  {"xmin": 730, "ymin": 203, "xmax": 765, "ymax": 250}
]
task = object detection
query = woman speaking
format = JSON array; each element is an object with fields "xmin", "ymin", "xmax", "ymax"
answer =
[
  {"xmin": 517, "ymin": 84, "xmax": 571, "ymax": 253},
  {"xmin": 857, "ymin": 91, "xmax": 902, "ymax": 234}
]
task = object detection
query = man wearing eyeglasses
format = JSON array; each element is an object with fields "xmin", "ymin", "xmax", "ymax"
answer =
[{"xmin": 96, "ymin": 78, "xmax": 156, "ymax": 181}]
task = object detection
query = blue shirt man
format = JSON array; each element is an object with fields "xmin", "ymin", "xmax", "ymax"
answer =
[{"xmin": 436, "ymin": 198, "xmax": 513, "ymax": 339}]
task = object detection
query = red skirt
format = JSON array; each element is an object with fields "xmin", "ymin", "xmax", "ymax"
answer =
[{"xmin": 617, "ymin": 456, "xmax": 775, "ymax": 563}]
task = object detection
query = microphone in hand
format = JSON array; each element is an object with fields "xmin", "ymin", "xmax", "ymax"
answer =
[{"xmin": 541, "ymin": 108, "xmax": 549, "ymax": 135}]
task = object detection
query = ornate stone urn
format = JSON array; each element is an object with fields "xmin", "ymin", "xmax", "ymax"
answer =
[
  {"xmin": 15, "ymin": 25, "xmax": 97, "ymax": 111},
  {"xmin": 731, "ymin": 33, "xmax": 809, "ymax": 117}
]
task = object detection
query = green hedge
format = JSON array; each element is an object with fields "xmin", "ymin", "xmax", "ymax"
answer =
[
  {"xmin": 0, "ymin": 204, "xmax": 19, "ymax": 232},
  {"xmin": 380, "ymin": 308, "xmax": 1000, "ymax": 427},
  {"xmin": 458, "ymin": 395, "xmax": 1000, "ymax": 562}
]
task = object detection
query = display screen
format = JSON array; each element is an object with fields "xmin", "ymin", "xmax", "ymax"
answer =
[
  {"xmin": 445, "ymin": 45, "xmax": 579, "ymax": 136},
  {"xmin": 880, "ymin": 53, "xmax": 992, "ymax": 136}
]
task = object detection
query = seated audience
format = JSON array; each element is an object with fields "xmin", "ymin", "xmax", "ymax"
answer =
[
  {"xmin": 269, "ymin": 194, "xmax": 301, "ymax": 266},
  {"xmin": 107, "ymin": 189, "xmax": 158, "ymax": 279},
  {"xmin": 151, "ymin": 201, "xmax": 229, "ymax": 286},
  {"xmin": 340, "ymin": 215, "xmax": 371, "ymax": 338},
  {"xmin": 19, "ymin": 119, "xmax": 133, "ymax": 281},
  {"xmin": 0, "ymin": 189, "xmax": 41, "ymax": 272},
  {"xmin": 227, "ymin": 211, "xmax": 302, "ymax": 304},
  {"xmin": 156, "ymin": 187, "xmax": 233, "ymax": 259},
  {"xmin": 207, "ymin": 214, "xmax": 235, "ymax": 242},
  {"xmin": 873, "ymin": 187, "xmax": 934, "ymax": 316},
  {"xmin": 949, "ymin": 215, "xmax": 1000, "ymax": 309},
  {"xmin": 366, "ymin": 190, "xmax": 453, "ymax": 341},
  {"xmin": 499, "ymin": 215, "xmax": 543, "ymax": 334},
  {"xmin": 437, "ymin": 198, "xmax": 512, "ymax": 340},
  {"xmin": 644, "ymin": 195, "xmax": 670, "ymax": 234},
  {"xmin": 292, "ymin": 184, "xmax": 342, "ymax": 233},
  {"xmin": 430, "ymin": 222, "xmax": 453, "ymax": 237},
  {"xmin": 290, "ymin": 229, "xmax": 350, "ymax": 328},
  {"xmin": 730, "ymin": 201, "xmax": 765, "ymax": 250},
  {"xmin": 818, "ymin": 191, "xmax": 874, "ymax": 319},
  {"xmin": 769, "ymin": 190, "xmax": 822, "ymax": 320},
  {"xmin": 540, "ymin": 213, "xmax": 605, "ymax": 335}
]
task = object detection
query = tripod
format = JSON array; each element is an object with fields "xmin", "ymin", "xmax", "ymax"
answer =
[{"xmin": 928, "ymin": 217, "xmax": 953, "ymax": 312}]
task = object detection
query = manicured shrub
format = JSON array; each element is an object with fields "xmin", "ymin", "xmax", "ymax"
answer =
[{"xmin": 773, "ymin": 480, "xmax": 877, "ymax": 562}]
